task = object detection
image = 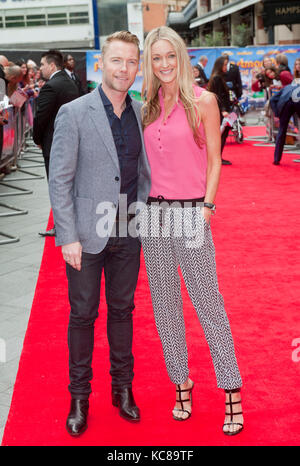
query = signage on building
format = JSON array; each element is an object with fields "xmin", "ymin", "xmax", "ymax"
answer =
[
  {"xmin": 263, "ymin": 0, "xmax": 300, "ymax": 27},
  {"xmin": 127, "ymin": 2, "xmax": 144, "ymax": 49}
]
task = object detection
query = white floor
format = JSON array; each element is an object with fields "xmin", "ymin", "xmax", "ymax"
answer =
[{"xmin": 0, "ymin": 142, "xmax": 50, "ymax": 444}]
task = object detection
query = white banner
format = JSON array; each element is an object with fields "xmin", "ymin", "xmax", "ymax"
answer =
[{"xmin": 127, "ymin": 2, "xmax": 144, "ymax": 50}]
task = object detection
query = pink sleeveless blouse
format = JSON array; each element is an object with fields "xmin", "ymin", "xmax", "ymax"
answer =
[{"xmin": 144, "ymin": 85, "xmax": 207, "ymax": 199}]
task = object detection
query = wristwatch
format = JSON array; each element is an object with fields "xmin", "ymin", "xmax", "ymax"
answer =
[{"xmin": 204, "ymin": 202, "xmax": 216, "ymax": 212}]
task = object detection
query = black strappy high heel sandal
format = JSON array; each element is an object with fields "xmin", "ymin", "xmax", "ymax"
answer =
[
  {"xmin": 223, "ymin": 388, "xmax": 244, "ymax": 436},
  {"xmin": 172, "ymin": 381, "xmax": 194, "ymax": 421}
]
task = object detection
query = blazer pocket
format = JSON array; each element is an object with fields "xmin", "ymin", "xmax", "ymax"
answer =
[{"xmin": 74, "ymin": 197, "xmax": 93, "ymax": 241}]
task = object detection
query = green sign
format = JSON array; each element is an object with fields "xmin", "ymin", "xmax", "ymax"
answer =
[{"xmin": 263, "ymin": 0, "xmax": 300, "ymax": 27}]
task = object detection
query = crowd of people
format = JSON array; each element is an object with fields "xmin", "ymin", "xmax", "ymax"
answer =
[
  {"xmin": 0, "ymin": 53, "xmax": 84, "ymax": 130},
  {"xmin": 191, "ymin": 50, "xmax": 300, "ymax": 165},
  {"xmin": 1, "ymin": 33, "xmax": 299, "ymax": 442},
  {"xmin": 251, "ymin": 53, "xmax": 300, "ymax": 164},
  {"xmin": 192, "ymin": 53, "xmax": 243, "ymax": 165}
]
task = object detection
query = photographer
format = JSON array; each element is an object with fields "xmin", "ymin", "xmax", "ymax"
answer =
[{"xmin": 252, "ymin": 72, "xmax": 266, "ymax": 92}]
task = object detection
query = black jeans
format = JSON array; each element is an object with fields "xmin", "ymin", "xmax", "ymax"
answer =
[
  {"xmin": 221, "ymin": 117, "xmax": 231, "ymax": 155},
  {"xmin": 66, "ymin": 232, "xmax": 141, "ymax": 400},
  {"xmin": 274, "ymin": 99, "xmax": 300, "ymax": 164}
]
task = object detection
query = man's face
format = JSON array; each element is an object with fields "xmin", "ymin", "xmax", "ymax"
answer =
[
  {"xmin": 40, "ymin": 57, "xmax": 54, "ymax": 81},
  {"xmin": 100, "ymin": 40, "xmax": 139, "ymax": 93},
  {"xmin": 65, "ymin": 55, "xmax": 75, "ymax": 71}
]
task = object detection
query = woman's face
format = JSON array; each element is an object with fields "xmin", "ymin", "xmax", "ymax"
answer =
[
  {"xmin": 266, "ymin": 69, "xmax": 275, "ymax": 79},
  {"xmin": 193, "ymin": 67, "xmax": 200, "ymax": 78},
  {"xmin": 151, "ymin": 39, "xmax": 178, "ymax": 85},
  {"xmin": 21, "ymin": 63, "xmax": 27, "ymax": 75},
  {"xmin": 295, "ymin": 59, "xmax": 300, "ymax": 71},
  {"xmin": 263, "ymin": 57, "xmax": 272, "ymax": 69},
  {"xmin": 222, "ymin": 60, "xmax": 228, "ymax": 73},
  {"xmin": 28, "ymin": 68, "xmax": 35, "ymax": 79}
]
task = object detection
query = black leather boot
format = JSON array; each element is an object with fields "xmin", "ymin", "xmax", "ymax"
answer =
[
  {"xmin": 112, "ymin": 387, "xmax": 140, "ymax": 422},
  {"xmin": 66, "ymin": 399, "xmax": 89, "ymax": 436}
]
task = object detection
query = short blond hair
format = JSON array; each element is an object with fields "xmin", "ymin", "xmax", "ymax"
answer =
[{"xmin": 101, "ymin": 31, "xmax": 140, "ymax": 59}]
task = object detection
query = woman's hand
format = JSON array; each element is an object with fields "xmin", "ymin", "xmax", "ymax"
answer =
[{"xmin": 202, "ymin": 206, "xmax": 212, "ymax": 225}]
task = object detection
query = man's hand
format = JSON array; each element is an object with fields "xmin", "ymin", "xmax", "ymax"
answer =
[{"xmin": 62, "ymin": 242, "xmax": 82, "ymax": 271}]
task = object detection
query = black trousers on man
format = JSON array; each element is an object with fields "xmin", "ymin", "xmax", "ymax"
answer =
[
  {"xmin": 274, "ymin": 99, "xmax": 300, "ymax": 164},
  {"xmin": 66, "ymin": 230, "xmax": 141, "ymax": 400}
]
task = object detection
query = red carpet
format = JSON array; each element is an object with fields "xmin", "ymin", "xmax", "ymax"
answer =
[{"xmin": 2, "ymin": 127, "xmax": 300, "ymax": 446}]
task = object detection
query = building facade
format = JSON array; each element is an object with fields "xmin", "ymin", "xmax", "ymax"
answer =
[
  {"xmin": 190, "ymin": 0, "xmax": 300, "ymax": 46},
  {"xmin": 0, "ymin": 0, "xmax": 95, "ymax": 49},
  {"xmin": 142, "ymin": 0, "xmax": 189, "ymax": 34}
]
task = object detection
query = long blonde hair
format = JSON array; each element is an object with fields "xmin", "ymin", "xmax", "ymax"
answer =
[{"xmin": 142, "ymin": 26, "xmax": 202, "ymax": 146}]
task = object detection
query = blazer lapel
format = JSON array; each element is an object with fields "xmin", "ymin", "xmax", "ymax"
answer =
[{"xmin": 88, "ymin": 89, "xmax": 119, "ymax": 170}]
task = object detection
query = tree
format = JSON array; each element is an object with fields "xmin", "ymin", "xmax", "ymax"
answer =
[
  {"xmin": 232, "ymin": 23, "xmax": 252, "ymax": 47},
  {"xmin": 191, "ymin": 31, "xmax": 225, "ymax": 47}
]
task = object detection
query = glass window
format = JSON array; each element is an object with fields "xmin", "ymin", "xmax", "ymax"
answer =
[
  {"xmin": 47, "ymin": 13, "xmax": 67, "ymax": 25},
  {"xmin": 26, "ymin": 14, "xmax": 46, "ymax": 27},
  {"xmin": 97, "ymin": 1, "xmax": 128, "ymax": 37},
  {"xmin": 0, "ymin": 17, "xmax": 3, "ymax": 28},
  {"xmin": 69, "ymin": 11, "xmax": 89, "ymax": 24},
  {"xmin": 5, "ymin": 16, "xmax": 25, "ymax": 28}
]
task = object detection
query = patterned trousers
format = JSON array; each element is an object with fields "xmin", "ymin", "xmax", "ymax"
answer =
[{"xmin": 139, "ymin": 204, "xmax": 242, "ymax": 390}]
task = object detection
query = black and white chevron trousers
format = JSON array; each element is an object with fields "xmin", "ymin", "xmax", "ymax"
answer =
[{"xmin": 139, "ymin": 204, "xmax": 242, "ymax": 390}]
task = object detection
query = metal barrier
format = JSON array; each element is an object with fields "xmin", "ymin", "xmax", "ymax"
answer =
[{"xmin": 0, "ymin": 97, "xmax": 44, "ymax": 245}]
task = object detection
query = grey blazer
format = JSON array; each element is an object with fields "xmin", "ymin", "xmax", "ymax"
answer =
[{"xmin": 48, "ymin": 87, "xmax": 151, "ymax": 253}]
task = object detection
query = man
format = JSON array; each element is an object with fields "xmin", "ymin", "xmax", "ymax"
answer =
[
  {"xmin": 49, "ymin": 31, "xmax": 151, "ymax": 436},
  {"xmin": 195, "ymin": 55, "xmax": 209, "ymax": 88},
  {"xmin": 222, "ymin": 53, "xmax": 243, "ymax": 100},
  {"xmin": 33, "ymin": 50, "xmax": 79, "ymax": 237},
  {"xmin": 270, "ymin": 83, "xmax": 300, "ymax": 165},
  {"xmin": 63, "ymin": 53, "xmax": 86, "ymax": 96}
]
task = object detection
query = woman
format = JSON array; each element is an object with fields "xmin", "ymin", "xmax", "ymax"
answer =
[
  {"xmin": 207, "ymin": 56, "xmax": 232, "ymax": 165},
  {"xmin": 251, "ymin": 56, "xmax": 274, "ymax": 92},
  {"xmin": 293, "ymin": 58, "xmax": 300, "ymax": 84},
  {"xmin": 275, "ymin": 54, "xmax": 293, "ymax": 87},
  {"xmin": 193, "ymin": 66, "xmax": 202, "ymax": 86},
  {"xmin": 140, "ymin": 26, "xmax": 243, "ymax": 436}
]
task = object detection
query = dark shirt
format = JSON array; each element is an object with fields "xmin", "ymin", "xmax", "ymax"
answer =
[
  {"xmin": 224, "ymin": 63, "xmax": 243, "ymax": 99},
  {"xmin": 209, "ymin": 75, "xmax": 231, "ymax": 116},
  {"xmin": 270, "ymin": 83, "xmax": 300, "ymax": 117},
  {"xmin": 99, "ymin": 84, "xmax": 141, "ymax": 207}
]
